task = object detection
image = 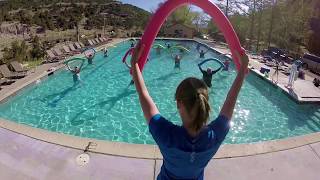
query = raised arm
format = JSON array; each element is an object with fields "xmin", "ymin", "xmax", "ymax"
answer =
[
  {"xmin": 198, "ymin": 59, "xmax": 209, "ymax": 72},
  {"xmin": 79, "ymin": 60, "xmax": 84, "ymax": 70},
  {"xmin": 131, "ymin": 43, "xmax": 159, "ymax": 123},
  {"xmin": 220, "ymin": 52, "xmax": 249, "ymax": 120},
  {"xmin": 66, "ymin": 63, "xmax": 73, "ymax": 72},
  {"xmin": 170, "ymin": 50, "xmax": 176, "ymax": 59},
  {"xmin": 211, "ymin": 66, "xmax": 222, "ymax": 75}
]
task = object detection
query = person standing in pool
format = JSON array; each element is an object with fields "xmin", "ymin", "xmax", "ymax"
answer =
[
  {"xmin": 166, "ymin": 42, "xmax": 171, "ymax": 49},
  {"xmin": 223, "ymin": 59, "xmax": 230, "ymax": 71},
  {"xmin": 67, "ymin": 63, "xmax": 83, "ymax": 83},
  {"xmin": 172, "ymin": 54, "xmax": 182, "ymax": 70},
  {"xmin": 87, "ymin": 54, "xmax": 94, "ymax": 64},
  {"xmin": 198, "ymin": 62, "xmax": 223, "ymax": 88},
  {"xmin": 103, "ymin": 47, "xmax": 108, "ymax": 57},
  {"xmin": 130, "ymin": 42, "xmax": 249, "ymax": 180},
  {"xmin": 131, "ymin": 42, "xmax": 135, "ymax": 48},
  {"xmin": 198, "ymin": 48, "xmax": 209, "ymax": 58}
]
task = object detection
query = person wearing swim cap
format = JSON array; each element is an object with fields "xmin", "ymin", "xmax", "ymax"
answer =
[{"xmin": 198, "ymin": 62, "xmax": 222, "ymax": 88}]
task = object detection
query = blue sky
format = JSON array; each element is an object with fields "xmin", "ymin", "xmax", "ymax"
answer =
[
  {"xmin": 120, "ymin": 0, "xmax": 165, "ymax": 12},
  {"xmin": 119, "ymin": 0, "xmax": 212, "ymax": 12},
  {"xmin": 119, "ymin": 0, "xmax": 248, "ymax": 15}
]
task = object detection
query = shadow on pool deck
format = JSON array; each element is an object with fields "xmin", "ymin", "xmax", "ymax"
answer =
[
  {"xmin": 70, "ymin": 88, "xmax": 136, "ymax": 126},
  {"xmin": 246, "ymin": 73, "xmax": 320, "ymax": 132}
]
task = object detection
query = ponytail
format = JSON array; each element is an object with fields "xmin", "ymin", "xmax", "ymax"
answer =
[
  {"xmin": 175, "ymin": 77, "xmax": 211, "ymax": 132},
  {"xmin": 193, "ymin": 93, "xmax": 211, "ymax": 131}
]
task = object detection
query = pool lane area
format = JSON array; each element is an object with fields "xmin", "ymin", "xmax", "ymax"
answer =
[
  {"xmin": 0, "ymin": 39, "xmax": 320, "ymax": 145},
  {"xmin": 0, "ymin": 38, "xmax": 320, "ymax": 179}
]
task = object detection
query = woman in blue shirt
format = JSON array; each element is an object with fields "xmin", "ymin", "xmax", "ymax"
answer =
[{"xmin": 130, "ymin": 43, "xmax": 248, "ymax": 180}]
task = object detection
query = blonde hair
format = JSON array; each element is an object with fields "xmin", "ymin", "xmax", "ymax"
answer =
[{"xmin": 175, "ymin": 77, "xmax": 211, "ymax": 131}]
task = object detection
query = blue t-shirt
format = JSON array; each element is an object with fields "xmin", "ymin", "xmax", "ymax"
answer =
[{"xmin": 149, "ymin": 114, "xmax": 230, "ymax": 180}]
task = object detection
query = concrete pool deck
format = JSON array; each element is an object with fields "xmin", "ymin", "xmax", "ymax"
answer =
[
  {"xmin": 1, "ymin": 127, "xmax": 320, "ymax": 180},
  {"xmin": 199, "ymin": 39, "xmax": 320, "ymax": 104},
  {"xmin": 1, "ymin": 38, "xmax": 320, "ymax": 179}
]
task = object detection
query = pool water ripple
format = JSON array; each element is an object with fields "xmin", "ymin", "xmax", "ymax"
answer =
[{"xmin": 0, "ymin": 40, "xmax": 320, "ymax": 144}]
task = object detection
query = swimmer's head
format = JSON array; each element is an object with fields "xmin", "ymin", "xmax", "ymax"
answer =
[
  {"xmin": 175, "ymin": 77, "xmax": 210, "ymax": 132},
  {"xmin": 88, "ymin": 53, "xmax": 93, "ymax": 58},
  {"xmin": 74, "ymin": 66, "xmax": 79, "ymax": 70},
  {"xmin": 201, "ymin": 50, "xmax": 204, "ymax": 53},
  {"xmin": 207, "ymin": 68, "xmax": 212, "ymax": 73}
]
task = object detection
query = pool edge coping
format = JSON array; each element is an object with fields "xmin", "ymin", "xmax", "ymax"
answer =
[
  {"xmin": 1, "ymin": 37, "xmax": 320, "ymax": 160},
  {"xmin": 1, "ymin": 117, "xmax": 320, "ymax": 159}
]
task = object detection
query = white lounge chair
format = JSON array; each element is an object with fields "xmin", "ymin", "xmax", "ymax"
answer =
[
  {"xmin": 62, "ymin": 46, "xmax": 74, "ymax": 55},
  {"xmin": 0, "ymin": 64, "xmax": 26, "ymax": 79},
  {"xmin": 44, "ymin": 50, "xmax": 60, "ymax": 63},
  {"xmin": 88, "ymin": 39, "xmax": 94, "ymax": 46},
  {"xmin": 74, "ymin": 42, "xmax": 82, "ymax": 49},
  {"xmin": 91, "ymin": 39, "xmax": 98, "ymax": 44},
  {"xmin": 99, "ymin": 37, "xmax": 105, "ymax": 42},
  {"xmin": 10, "ymin": 61, "xmax": 28, "ymax": 73},
  {"xmin": 96, "ymin": 38, "xmax": 101, "ymax": 44},
  {"xmin": 53, "ymin": 48, "xmax": 67, "ymax": 57}
]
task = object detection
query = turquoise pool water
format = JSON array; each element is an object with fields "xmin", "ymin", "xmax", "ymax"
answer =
[{"xmin": 0, "ymin": 40, "xmax": 320, "ymax": 144}]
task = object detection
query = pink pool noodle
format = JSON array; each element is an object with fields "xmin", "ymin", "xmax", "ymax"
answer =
[{"xmin": 133, "ymin": 0, "xmax": 245, "ymax": 72}]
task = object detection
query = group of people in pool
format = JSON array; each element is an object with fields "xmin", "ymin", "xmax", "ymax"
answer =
[
  {"xmin": 67, "ymin": 41, "xmax": 231, "ymax": 90},
  {"xmin": 67, "ymin": 49, "xmax": 97, "ymax": 83},
  {"xmin": 169, "ymin": 43, "xmax": 231, "ymax": 88},
  {"xmin": 64, "ymin": 39, "xmax": 249, "ymax": 179}
]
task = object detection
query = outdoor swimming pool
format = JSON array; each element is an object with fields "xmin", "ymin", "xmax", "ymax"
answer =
[{"xmin": 0, "ymin": 40, "xmax": 319, "ymax": 144}]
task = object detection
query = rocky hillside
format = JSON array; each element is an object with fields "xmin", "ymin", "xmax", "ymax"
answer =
[
  {"xmin": 0, "ymin": 0, "xmax": 151, "ymax": 59},
  {"xmin": 0, "ymin": 0, "xmax": 150, "ymax": 32}
]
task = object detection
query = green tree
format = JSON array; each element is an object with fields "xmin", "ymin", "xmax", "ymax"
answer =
[
  {"xmin": 167, "ymin": 5, "xmax": 198, "ymax": 27},
  {"xmin": 2, "ymin": 41, "xmax": 29, "ymax": 63},
  {"xmin": 29, "ymin": 36, "xmax": 45, "ymax": 60}
]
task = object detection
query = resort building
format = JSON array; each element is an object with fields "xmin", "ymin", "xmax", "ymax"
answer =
[{"xmin": 163, "ymin": 23, "xmax": 195, "ymax": 38}]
